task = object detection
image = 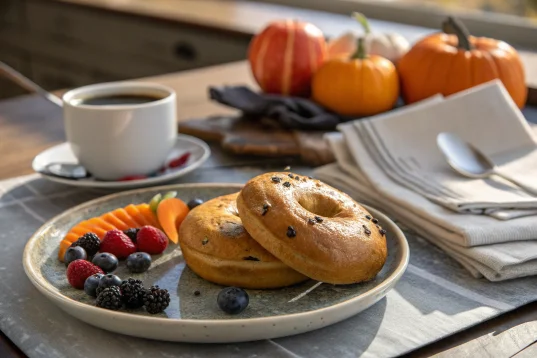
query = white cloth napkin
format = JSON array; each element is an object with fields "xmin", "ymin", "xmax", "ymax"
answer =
[
  {"xmin": 313, "ymin": 82, "xmax": 537, "ymax": 281},
  {"xmin": 351, "ymin": 81, "xmax": 537, "ymax": 219}
]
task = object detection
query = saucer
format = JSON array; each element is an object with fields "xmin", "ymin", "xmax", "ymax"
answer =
[{"xmin": 32, "ymin": 134, "xmax": 210, "ymax": 189}]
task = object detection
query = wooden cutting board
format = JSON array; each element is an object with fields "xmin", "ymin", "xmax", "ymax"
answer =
[{"xmin": 178, "ymin": 116, "xmax": 335, "ymax": 166}]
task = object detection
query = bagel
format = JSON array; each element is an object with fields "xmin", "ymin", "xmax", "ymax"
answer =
[
  {"xmin": 178, "ymin": 193, "xmax": 308, "ymax": 289},
  {"xmin": 236, "ymin": 172, "xmax": 387, "ymax": 284}
]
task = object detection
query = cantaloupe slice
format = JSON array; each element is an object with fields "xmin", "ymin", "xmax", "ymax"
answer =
[
  {"xmin": 156, "ymin": 198, "xmax": 189, "ymax": 244},
  {"xmin": 101, "ymin": 212, "xmax": 130, "ymax": 231},
  {"xmin": 125, "ymin": 204, "xmax": 152, "ymax": 227},
  {"xmin": 113, "ymin": 208, "xmax": 143, "ymax": 228},
  {"xmin": 137, "ymin": 204, "xmax": 161, "ymax": 229}
]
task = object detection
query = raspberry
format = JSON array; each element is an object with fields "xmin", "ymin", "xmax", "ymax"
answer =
[
  {"xmin": 100, "ymin": 230, "xmax": 136, "ymax": 259},
  {"xmin": 66, "ymin": 260, "xmax": 104, "ymax": 289},
  {"xmin": 136, "ymin": 226, "xmax": 168, "ymax": 255},
  {"xmin": 143, "ymin": 286, "xmax": 170, "ymax": 314},
  {"xmin": 71, "ymin": 233, "xmax": 100, "ymax": 256}
]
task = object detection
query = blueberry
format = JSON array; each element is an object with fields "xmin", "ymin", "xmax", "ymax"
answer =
[
  {"xmin": 217, "ymin": 287, "xmax": 249, "ymax": 314},
  {"xmin": 84, "ymin": 273, "xmax": 104, "ymax": 297},
  {"xmin": 96, "ymin": 274, "xmax": 122, "ymax": 296},
  {"xmin": 92, "ymin": 252, "xmax": 119, "ymax": 273},
  {"xmin": 187, "ymin": 198, "xmax": 204, "ymax": 210},
  {"xmin": 64, "ymin": 246, "xmax": 87, "ymax": 266},
  {"xmin": 126, "ymin": 252, "xmax": 152, "ymax": 273}
]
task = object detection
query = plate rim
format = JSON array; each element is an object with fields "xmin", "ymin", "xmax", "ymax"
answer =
[
  {"xmin": 31, "ymin": 134, "xmax": 211, "ymax": 189},
  {"xmin": 23, "ymin": 182, "xmax": 409, "ymax": 327}
]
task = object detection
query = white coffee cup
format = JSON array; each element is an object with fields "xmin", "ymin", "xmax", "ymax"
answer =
[{"xmin": 62, "ymin": 82, "xmax": 177, "ymax": 180}]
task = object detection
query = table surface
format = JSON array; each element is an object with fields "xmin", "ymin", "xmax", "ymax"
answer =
[{"xmin": 3, "ymin": 60, "xmax": 537, "ymax": 357}]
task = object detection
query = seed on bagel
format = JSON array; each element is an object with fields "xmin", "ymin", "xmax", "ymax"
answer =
[
  {"xmin": 362, "ymin": 225, "xmax": 372, "ymax": 236},
  {"xmin": 308, "ymin": 218, "xmax": 316, "ymax": 225},
  {"xmin": 202, "ymin": 237, "xmax": 209, "ymax": 245},
  {"xmin": 288, "ymin": 173, "xmax": 294, "ymax": 178},
  {"xmin": 380, "ymin": 229, "xmax": 387, "ymax": 236},
  {"xmin": 271, "ymin": 176, "xmax": 281, "ymax": 183},
  {"xmin": 372, "ymin": 218, "xmax": 379, "ymax": 224},
  {"xmin": 314, "ymin": 216, "xmax": 323, "ymax": 223},
  {"xmin": 365, "ymin": 215, "xmax": 372, "ymax": 220},
  {"xmin": 286, "ymin": 226, "xmax": 296, "ymax": 238},
  {"xmin": 294, "ymin": 176, "xmax": 300, "ymax": 180},
  {"xmin": 262, "ymin": 203, "xmax": 270, "ymax": 216},
  {"xmin": 283, "ymin": 182, "xmax": 291, "ymax": 188}
]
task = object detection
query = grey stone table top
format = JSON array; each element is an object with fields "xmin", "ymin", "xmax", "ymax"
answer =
[{"xmin": 3, "ymin": 147, "xmax": 537, "ymax": 358}]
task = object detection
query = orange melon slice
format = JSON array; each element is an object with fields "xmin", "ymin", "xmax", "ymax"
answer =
[
  {"xmin": 157, "ymin": 198, "xmax": 189, "ymax": 244},
  {"xmin": 125, "ymin": 204, "xmax": 147, "ymax": 225},
  {"xmin": 101, "ymin": 212, "xmax": 130, "ymax": 231},
  {"xmin": 137, "ymin": 204, "xmax": 161, "ymax": 229},
  {"xmin": 113, "ymin": 208, "xmax": 143, "ymax": 228}
]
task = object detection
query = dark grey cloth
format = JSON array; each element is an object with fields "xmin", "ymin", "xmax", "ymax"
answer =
[{"xmin": 209, "ymin": 86, "xmax": 352, "ymax": 130}]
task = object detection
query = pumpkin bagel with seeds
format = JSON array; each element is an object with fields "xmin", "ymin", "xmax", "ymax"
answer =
[
  {"xmin": 236, "ymin": 173, "xmax": 388, "ymax": 284},
  {"xmin": 178, "ymin": 193, "xmax": 307, "ymax": 289}
]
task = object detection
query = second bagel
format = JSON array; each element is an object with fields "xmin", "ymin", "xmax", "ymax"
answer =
[{"xmin": 178, "ymin": 192, "xmax": 308, "ymax": 289}]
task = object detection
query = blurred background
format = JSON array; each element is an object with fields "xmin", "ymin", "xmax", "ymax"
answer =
[{"xmin": 1, "ymin": 0, "xmax": 536, "ymax": 100}]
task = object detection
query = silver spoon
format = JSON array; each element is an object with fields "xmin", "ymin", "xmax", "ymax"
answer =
[
  {"xmin": 0, "ymin": 61, "xmax": 63, "ymax": 107},
  {"xmin": 437, "ymin": 132, "xmax": 537, "ymax": 196}
]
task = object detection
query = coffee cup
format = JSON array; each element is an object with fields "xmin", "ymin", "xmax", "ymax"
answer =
[{"xmin": 62, "ymin": 82, "xmax": 177, "ymax": 180}]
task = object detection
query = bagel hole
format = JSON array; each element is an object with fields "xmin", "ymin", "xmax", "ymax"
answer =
[{"xmin": 298, "ymin": 193, "xmax": 342, "ymax": 218}]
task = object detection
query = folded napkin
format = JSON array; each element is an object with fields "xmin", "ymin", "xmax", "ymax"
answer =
[
  {"xmin": 313, "ymin": 81, "xmax": 537, "ymax": 281},
  {"xmin": 209, "ymin": 86, "xmax": 351, "ymax": 130},
  {"xmin": 351, "ymin": 81, "xmax": 537, "ymax": 218}
]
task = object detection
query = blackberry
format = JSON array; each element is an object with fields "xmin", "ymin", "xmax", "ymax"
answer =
[
  {"xmin": 123, "ymin": 228, "xmax": 139, "ymax": 243},
  {"xmin": 96, "ymin": 286, "xmax": 122, "ymax": 310},
  {"xmin": 143, "ymin": 286, "xmax": 170, "ymax": 314},
  {"xmin": 71, "ymin": 233, "xmax": 100, "ymax": 256},
  {"xmin": 120, "ymin": 278, "xmax": 145, "ymax": 309}
]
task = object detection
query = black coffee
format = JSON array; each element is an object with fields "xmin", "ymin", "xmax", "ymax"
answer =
[{"xmin": 73, "ymin": 94, "xmax": 163, "ymax": 106}]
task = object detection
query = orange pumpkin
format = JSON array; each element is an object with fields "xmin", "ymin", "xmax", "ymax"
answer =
[
  {"xmin": 248, "ymin": 20, "xmax": 327, "ymax": 97},
  {"xmin": 312, "ymin": 13, "xmax": 399, "ymax": 116},
  {"xmin": 398, "ymin": 17, "xmax": 527, "ymax": 108}
]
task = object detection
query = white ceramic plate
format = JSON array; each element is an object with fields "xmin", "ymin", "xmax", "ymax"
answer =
[
  {"xmin": 32, "ymin": 134, "xmax": 210, "ymax": 189},
  {"xmin": 23, "ymin": 183, "xmax": 408, "ymax": 343}
]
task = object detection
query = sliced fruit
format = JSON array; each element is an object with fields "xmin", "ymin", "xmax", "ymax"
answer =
[
  {"xmin": 101, "ymin": 212, "xmax": 130, "ymax": 231},
  {"xmin": 156, "ymin": 197, "xmax": 189, "ymax": 244},
  {"xmin": 113, "ymin": 208, "xmax": 143, "ymax": 228},
  {"xmin": 125, "ymin": 204, "xmax": 150, "ymax": 226},
  {"xmin": 149, "ymin": 193, "xmax": 162, "ymax": 213},
  {"xmin": 137, "ymin": 204, "xmax": 162, "ymax": 229},
  {"xmin": 162, "ymin": 191, "xmax": 177, "ymax": 200},
  {"xmin": 59, "ymin": 202, "xmax": 160, "ymax": 262},
  {"xmin": 86, "ymin": 217, "xmax": 116, "ymax": 232}
]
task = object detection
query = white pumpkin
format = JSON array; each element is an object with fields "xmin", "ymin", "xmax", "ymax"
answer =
[
  {"xmin": 327, "ymin": 31, "xmax": 410, "ymax": 64},
  {"xmin": 363, "ymin": 32, "xmax": 410, "ymax": 63}
]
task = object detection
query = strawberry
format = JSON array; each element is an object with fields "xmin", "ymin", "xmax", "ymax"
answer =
[
  {"xmin": 66, "ymin": 260, "xmax": 104, "ymax": 289},
  {"xmin": 101, "ymin": 229, "xmax": 137, "ymax": 259},
  {"xmin": 137, "ymin": 226, "xmax": 168, "ymax": 255}
]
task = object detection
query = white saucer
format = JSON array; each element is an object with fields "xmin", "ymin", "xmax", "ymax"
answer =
[{"xmin": 32, "ymin": 135, "xmax": 210, "ymax": 189}]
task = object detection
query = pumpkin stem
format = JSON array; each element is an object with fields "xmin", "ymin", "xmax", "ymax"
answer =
[
  {"xmin": 442, "ymin": 16, "xmax": 473, "ymax": 51},
  {"xmin": 351, "ymin": 12, "xmax": 370, "ymax": 59}
]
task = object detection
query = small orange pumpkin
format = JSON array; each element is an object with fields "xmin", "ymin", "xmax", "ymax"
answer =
[
  {"xmin": 312, "ymin": 13, "xmax": 399, "ymax": 117},
  {"xmin": 398, "ymin": 17, "xmax": 527, "ymax": 108}
]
